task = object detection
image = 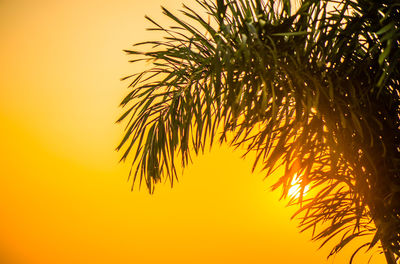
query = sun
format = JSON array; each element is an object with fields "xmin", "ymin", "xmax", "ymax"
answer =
[{"xmin": 288, "ymin": 173, "xmax": 309, "ymax": 199}]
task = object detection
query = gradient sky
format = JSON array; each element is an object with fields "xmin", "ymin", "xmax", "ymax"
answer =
[{"xmin": 0, "ymin": 1, "xmax": 386, "ymax": 263}]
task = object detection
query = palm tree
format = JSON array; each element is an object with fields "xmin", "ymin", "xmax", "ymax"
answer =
[{"xmin": 117, "ymin": 0, "xmax": 400, "ymax": 262}]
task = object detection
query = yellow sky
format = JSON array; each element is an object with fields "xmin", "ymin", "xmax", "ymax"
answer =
[{"xmin": 0, "ymin": 1, "xmax": 385, "ymax": 263}]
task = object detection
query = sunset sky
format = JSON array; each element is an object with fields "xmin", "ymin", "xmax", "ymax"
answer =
[{"xmin": 0, "ymin": 1, "xmax": 386, "ymax": 263}]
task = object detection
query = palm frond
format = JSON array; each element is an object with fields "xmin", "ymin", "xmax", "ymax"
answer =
[{"xmin": 118, "ymin": 0, "xmax": 400, "ymax": 262}]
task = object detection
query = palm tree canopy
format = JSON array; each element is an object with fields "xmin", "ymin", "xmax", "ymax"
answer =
[{"xmin": 117, "ymin": 0, "xmax": 400, "ymax": 261}]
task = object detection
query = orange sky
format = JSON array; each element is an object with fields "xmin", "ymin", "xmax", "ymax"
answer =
[{"xmin": 0, "ymin": 1, "xmax": 385, "ymax": 263}]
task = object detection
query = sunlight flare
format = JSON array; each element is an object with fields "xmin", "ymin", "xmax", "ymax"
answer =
[{"xmin": 288, "ymin": 173, "xmax": 309, "ymax": 199}]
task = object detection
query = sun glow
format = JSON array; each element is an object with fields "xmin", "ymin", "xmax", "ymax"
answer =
[
  {"xmin": 0, "ymin": 0, "xmax": 388, "ymax": 263},
  {"xmin": 288, "ymin": 173, "xmax": 310, "ymax": 199}
]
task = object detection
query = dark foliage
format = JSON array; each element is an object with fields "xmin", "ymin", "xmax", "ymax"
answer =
[{"xmin": 117, "ymin": 0, "xmax": 400, "ymax": 262}]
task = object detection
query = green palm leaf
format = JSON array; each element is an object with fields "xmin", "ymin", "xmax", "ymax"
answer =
[{"xmin": 118, "ymin": 0, "xmax": 400, "ymax": 262}]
